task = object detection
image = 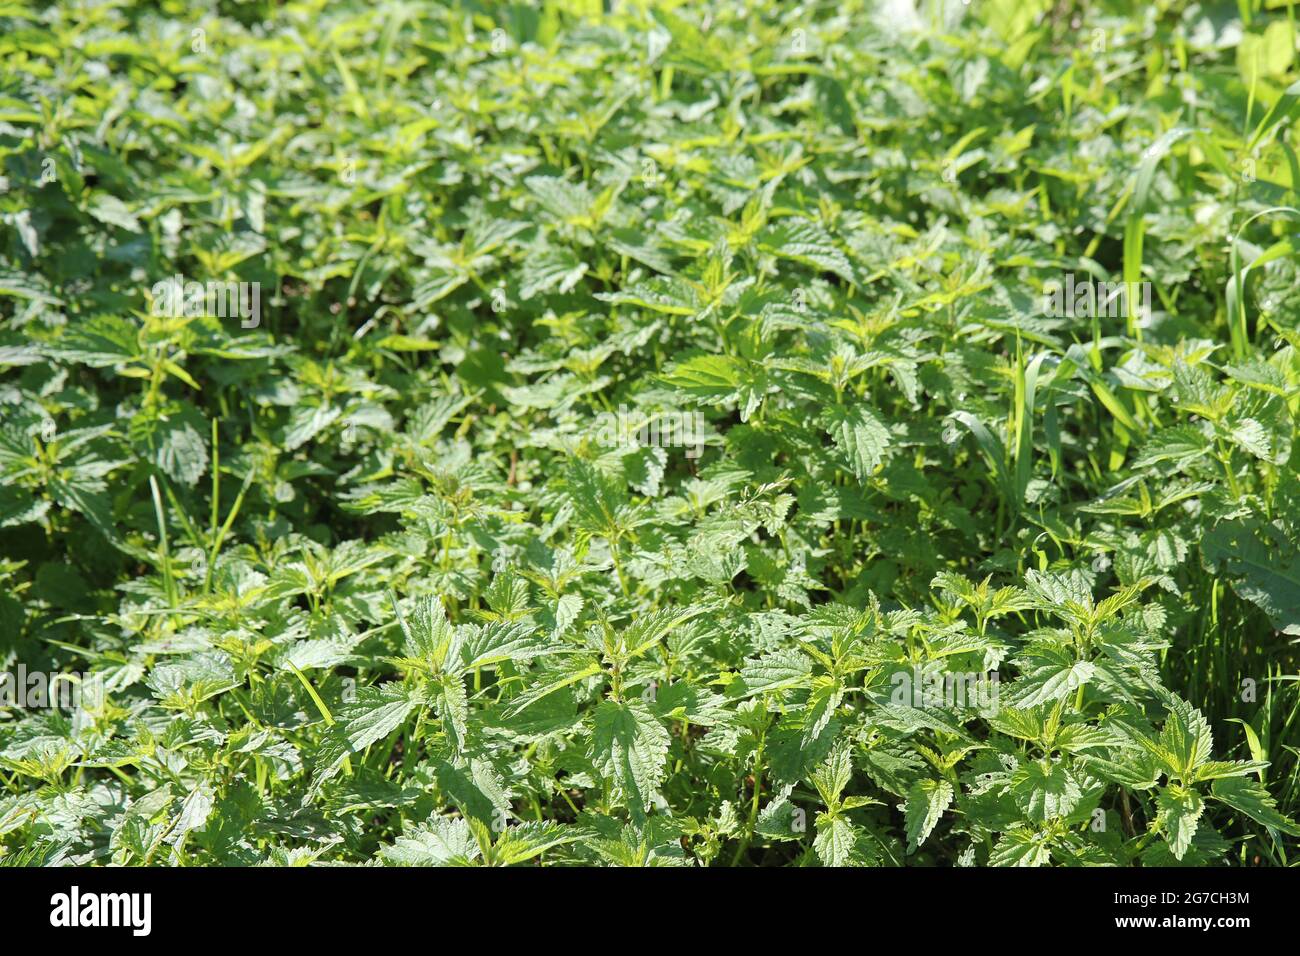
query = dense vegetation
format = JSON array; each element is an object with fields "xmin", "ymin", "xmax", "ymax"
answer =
[{"xmin": 2, "ymin": 0, "xmax": 1300, "ymax": 867}]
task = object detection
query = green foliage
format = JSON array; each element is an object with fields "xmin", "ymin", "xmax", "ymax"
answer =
[{"xmin": 2, "ymin": 0, "xmax": 1300, "ymax": 867}]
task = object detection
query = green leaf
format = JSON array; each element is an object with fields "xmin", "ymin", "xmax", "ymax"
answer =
[
  {"xmin": 598, "ymin": 276, "xmax": 701, "ymax": 315},
  {"xmin": 382, "ymin": 817, "xmax": 479, "ymax": 866},
  {"xmin": 1131, "ymin": 425, "xmax": 1211, "ymax": 469},
  {"xmin": 1010, "ymin": 760, "xmax": 1083, "ymax": 821},
  {"xmin": 519, "ymin": 246, "xmax": 588, "ymax": 299},
  {"xmin": 1211, "ymin": 778, "xmax": 1300, "ymax": 836},
  {"xmin": 395, "ymin": 594, "xmax": 458, "ymax": 666},
  {"xmin": 336, "ymin": 684, "xmax": 423, "ymax": 753},
  {"xmin": 728, "ymin": 649, "xmax": 813, "ymax": 698},
  {"xmin": 1009, "ymin": 652, "xmax": 1096, "ymax": 708},
  {"xmin": 813, "ymin": 814, "xmax": 862, "ymax": 867},
  {"xmin": 810, "ymin": 744, "xmax": 853, "ymax": 806},
  {"xmin": 591, "ymin": 699, "xmax": 670, "ymax": 823},
  {"xmin": 436, "ymin": 675, "xmax": 469, "ymax": 755},
  {"xmin": 503, "ymin": 660, "xmax": 602, "ymax": 718},
  {"xmin": 1156, "ymin": 785, "xmax": 1204, "ymax": 860},
  {"xmin": 1202, "ymin": 518, "xmax": 1300, "ymax": 635},
  {"xmin": 823, "ymin": 404, "xmax": 891, "ymax": 480},
  {"xmin": 989, "ymin": 828, "xmax": 1053, "ymax": 867},
  {"xmin": 661, "ymin": 354, "xmax": 743, "ymax": 397},
  {"xmin": 1155, "ymin": 695, "xmax": 1215, "ymax": 779},
  {"xmin": 564, "ymin": 458, "xmax": 627, "ymax": 537},
  {"xmin": 621, "ymin": 605, "xmax": 709, "ymax": 659},
  {"xmin": 757, "ymin": 220, "xmax": 855, "ymax": 283},
  {"xmin": 905, "ymin": 778, "xmax": 953, "ymax": 850},
  {"xmin": 459, "ymin": 621, "xmax": 547, "ymax": 671},
  {"xmin": 492, "ymin": 822, "xmax": 579, "ymax": 865}
]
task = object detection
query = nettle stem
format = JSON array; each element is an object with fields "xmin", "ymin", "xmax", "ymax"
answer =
[{"xmin": 730, "ymin": 733, "xmax": 766, "ymax": 866}]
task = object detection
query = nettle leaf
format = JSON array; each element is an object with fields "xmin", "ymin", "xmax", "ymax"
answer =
[
  {"xmin": 905, "ymin": 778, "xmax": 953, "ymax": 850},
  {"xmin": 503, "ymin": 660, "xmax": 603, "ymax": 718},
  {"xmin": 757, "ymin": 219, "xmax": 855, "ymax": 283},
  {"xmin": 481, "ymin": 568, "xmax": 531, "ymax": 620},
  {"xmin": 810, "ymin": 743, "xmax": 853, "ymax": 806},
  {"xmin": 396, "ymin": 594, "xmax": 459, "ymax": 666},
  {"xmin": 382, "ymin": 816, "xmax": 479, "ymax": 866},
  {"xmin": 0, "ymin": 267, "xmax": 61, "ymax": 305},
  {"xmin": 1193, "ymin": 760, "xmax": 1269, "ymax": 783},
  {"xmin": 519, "ymin": 246, "xmax": 589, "ymax": 299},
  {"xmin": 813, "ymin": 814, "xmax": 862, "ymax": 867},
  {"xmin": 308, "ymin": 683, "xmax": 425, "ymax": 794},
  {"xmin": 608, "ymin": 226, "xmax": 675, "ymax": 274},
  {"xmin": 1202, "ymin": 518, "xmax": 1300, "ymax": 635},
  {"xmin": 728, "ymin": 649, "xmax": 813, "ymax": 698},
  {"xmin": 661, "ymin": 354, "xmax": 741, "ymax": 397},
  {"xmin": 1227, "ymin": 394, "xmax": 1293, "ymax": 466},
  {"xmin": 1009, "ymin": 650, "xmax": 1096, "ymax": 708},
  {"xmin": 591, "ymin": 699, "xmax": 670, "ymax": 823},
  {"xmin": 434, "ymin": 758, "xmax": 510, "ymax": 827},
  {"xmin": 799, "ymin": 681, "xmax": 842, "ymax": 750},
  {"xmin": 989, "ymin": 828, "xmax": 1053, "ymax": 867},
  {"xmin": 1225, "ymin": 417, "xmax": 1274, "ymax": 461},
  {"xmin": 756, "ymin": 796, "xmax": 807, "ymax": 842},
  {"xmin": 462, "ymin": 214, "xmax": 529, "ymax": 260},
  {"xmin": 1131, "ymin": 424, "xmax": 1212, "ymax": 469},
  {"xmin": 459, "ymin": 621, "xmax": 548, "ymax": 671},
  {"xmin": 620, "ymin": 605, "xmax": 709, "ymax": 658},
  {"xmin": 86, "ymin": 192, "xmax": 141, "ymax": 231},
  {"xmin": 145, "ymin": 413, "xmax": 209, "ymax": 486},
  {"xmin": 525, "ymin": 175, "xmax": 593, "ymax": 221},
  {"xmin": 1055, "ymin": 723, "xmax": 1121, "ymax": 755},
  {"xmin": 1023, "ymin": 568, "xmax": 1094, "ymax": 611},
  {"xmin": 651, "ymin": 682, "xmax": 728, "ymax": 727},
  {"xmin": 1010, "ymin": 760, "xmax": 1083, "ymax": 821},
  {"xmin": 1076, "ymin": 751, "xmax": 1162, "ymax": 791},
  {"xmin": 551, "ymin": 593, "xmax": 584, "ymax": 634},
  {"xmin": 492, "ymin": 822, "xmax": 579, "ymax": 865},
  {"xmin": 436, "ymin": 675, "xmax": 470, "ymax": 754},
  {"xmin": 337, "ymin": 684, "xmax": 424, "ymax": 752},
  {"xmin": 1155, "ymin": 695, "xmax": 1214, "ymax": 779},
  {"xmin": 168, "ymin": 782, "xmax": 215, "ymax": 849},
  {"xmin": 598, "ymin": 277, "xmax": 701, "ymax": 315},
  {"xmin": 660, "ymin": 354, "xmax": 768, "ymax": 421},
  {"xmin": 1156, "ymin": 785, "xmax": 1204, "ymax": 860},
  {"xmin": 823, "ymin": 404, "xmax": 892, "ymax": 480},
  {"xmin": 564, "ymin": 458, "xmax": 627, "ymax": 537},
  {"xmin": 1210, "ymin": 778, "xmax": 1300, "ymax": 836},
  {"xmin": 282, "ymin": 403, "xmax": 341, "ymax": 452},
  {"xmin": 0, "ymin": 485, "xmax": 49, "ymax": 528},
  {"xmin": 46, "ymin": 315, "xmax": 141, "ymax": 367}
]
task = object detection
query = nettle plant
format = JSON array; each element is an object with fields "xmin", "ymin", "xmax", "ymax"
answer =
[{"xmin": 2, "ymin": 0, "xmax": 1300, "ymax": 866}]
